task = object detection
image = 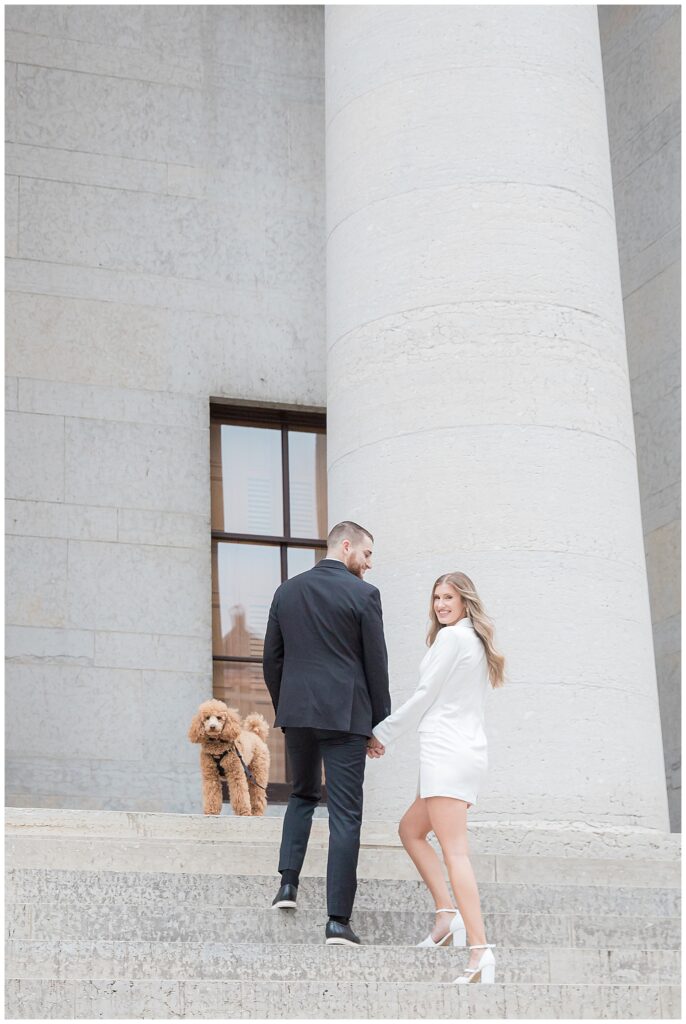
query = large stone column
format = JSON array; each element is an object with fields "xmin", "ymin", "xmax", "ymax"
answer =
[{"xmin": 325, "ymin": 5, "xmax": 670, "ymax": 828}]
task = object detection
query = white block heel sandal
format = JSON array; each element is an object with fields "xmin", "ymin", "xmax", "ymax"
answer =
[
  {"xmin": 452, "ymin": 943, "xmax": 496, "ymax": 984},
  {"xmin": 416, "ymin": 908, "xmax": 467, "ymax": 948}
]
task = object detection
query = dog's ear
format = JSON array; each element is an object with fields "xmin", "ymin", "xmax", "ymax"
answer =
[
  {"xmin": 188, "ymin": 711, "xmax": 205, "ymax": 744},
  {"xmin": 220, "ymin": 708, "xmax": 241, "ymax": 742}
]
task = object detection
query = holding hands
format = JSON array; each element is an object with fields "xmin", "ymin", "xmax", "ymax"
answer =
[{"xmin": 366, "ymin": 736, "xmax": 385, "ymax": 758}]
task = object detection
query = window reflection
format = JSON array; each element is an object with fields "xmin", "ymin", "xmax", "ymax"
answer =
[
  {"xmin": 212, "ymin": 661, "xmax": 286, "ymax": 783},
  {"xmin": 287, "ymin": 546, "xmax": 327, "ymax": 579},
  {"xmin": 211, "ymin": 424, "xmax": 283, "ymax": 535},
  {"xmin": 288, "ymin": 431, "xmax": 327, "ymax": 538},
  {"xmin": 212, "ymin": 542, "xmax": 281, "ymax": 657}
]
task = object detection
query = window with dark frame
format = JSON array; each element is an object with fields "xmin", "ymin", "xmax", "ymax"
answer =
[{"xmin": 210, "ymin": 404, "xmax": 327, "ymax": 804}]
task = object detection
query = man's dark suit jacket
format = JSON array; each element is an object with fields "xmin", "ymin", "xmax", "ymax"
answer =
[{"xmin": 262, "ymin": 559, "xmax": 391, "ymax": 736}]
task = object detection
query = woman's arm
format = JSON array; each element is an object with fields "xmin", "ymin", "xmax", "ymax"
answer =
[{"xmin": 372, "ymin": 629, "xmax": 466, "ymax": 747}]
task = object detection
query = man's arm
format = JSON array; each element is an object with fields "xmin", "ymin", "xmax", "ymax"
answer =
[
  {"xmin": 360, "ymin": 587, "xmax": 391, "ymax": 728},
  {"xmin": 262, "ymin": 590, "xmax": 284, "ymax": 715}
]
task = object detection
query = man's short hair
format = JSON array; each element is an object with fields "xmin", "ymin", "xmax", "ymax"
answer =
[{"xmin": 327, "ymin": 521, "xmax": 374, "ymax": 548}]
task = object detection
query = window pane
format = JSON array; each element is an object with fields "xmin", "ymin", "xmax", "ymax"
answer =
[
  {"xmin": 211, "ymin": 423, "xmax": 283, "ymax": 535},
  {"xmin": 212, "ymin": 542, "xmax": 281, "ymax": 657},
  {"xmin": 213, "ymin": 661, "xmax": 287, "ymax": 784},
  {"xmin": 288, "ymin": 431, "xmax": 327, "ymax": 539},
  {"xmin": 287, "ymin": 546, "xmax": 326, "ymax": 579}
]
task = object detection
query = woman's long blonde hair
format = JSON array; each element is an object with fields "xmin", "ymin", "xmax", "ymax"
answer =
[{"xmin": 427, "ymin": 572, "xmax": 505, "ymax": 688}]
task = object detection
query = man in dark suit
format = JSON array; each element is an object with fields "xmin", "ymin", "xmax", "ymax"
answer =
[{"xmin": 262, "ymin": 520, "xmax": 390, "ymax": 945}]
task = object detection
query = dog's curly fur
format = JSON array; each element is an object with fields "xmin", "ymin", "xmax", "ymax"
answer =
[{"xmin": 188, "ymin": 698, "xmax": 270, "ymax": 815}]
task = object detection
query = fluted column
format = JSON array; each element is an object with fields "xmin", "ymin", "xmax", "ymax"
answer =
[{"xmin": 325, "ymin": 5, "xmax": 669, "ymax": 827}]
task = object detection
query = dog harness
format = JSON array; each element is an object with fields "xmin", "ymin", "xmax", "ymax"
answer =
[{"xmin": 209, "ymin": 744, "xmax": 268, "ymax": 791}]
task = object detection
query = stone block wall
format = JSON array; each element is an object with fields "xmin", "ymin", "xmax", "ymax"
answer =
[
  {"xmin": 599, "ymin": 4, "xmax": 681, "ymax": 830},
  {"xmin": 5, "ymin": 5, "xmax": 325, "ymax": 811}
]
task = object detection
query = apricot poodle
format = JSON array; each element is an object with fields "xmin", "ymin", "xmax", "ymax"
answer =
[{"xmin": 188, "ymin": 698, "xmax": 270, "ymax": 815}]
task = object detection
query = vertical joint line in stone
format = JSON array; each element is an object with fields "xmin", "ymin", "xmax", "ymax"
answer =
[{"xmin": 16, "ymin": 175, "xmax": 20, "ymax": 259}]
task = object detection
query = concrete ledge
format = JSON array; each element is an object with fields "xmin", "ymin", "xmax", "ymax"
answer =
[
  {"xmin": 7, "ymin": 903, "xmax": 681, "ymax": 949},
  {"xmin": 6, "ymin": 869, "xmax": 680, "ymax": 917},
  {"xmin": 6, "ymin": 807, "xmax": 681, "ymax": 859},
  {"xmin": 5, "ymin": 978, "xmax": 680, "ymax": 1019},
  {"xmin": 6, "ymin": 939, "xmax": 681, "ymax": 984},
  {"xmin": 6, "ymin": 834, "xmax": 680, "ymax": 888}
]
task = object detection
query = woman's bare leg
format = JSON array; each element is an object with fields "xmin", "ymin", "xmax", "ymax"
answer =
[
  {"xmin": 426, "ymin": 796, "xmax": 487, "ymax": 966},
  {"xmin": 398, "ymin": 796, "xmax": 456, "ymax": 941}
]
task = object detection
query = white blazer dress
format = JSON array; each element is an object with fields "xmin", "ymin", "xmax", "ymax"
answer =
[{"xmin": 372, "ymin": 618, "xmax": 491, "ymax": 807}]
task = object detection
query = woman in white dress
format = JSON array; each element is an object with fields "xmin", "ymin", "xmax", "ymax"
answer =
[{"xmin": 370, "ymin": 572, "xmax": 505, "ymax": 984}]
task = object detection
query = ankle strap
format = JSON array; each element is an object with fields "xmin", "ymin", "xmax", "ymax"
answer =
[
  {"xmin": 468, "ymin": 943, "xmax": 495, "ymax": 949},
  {"xmin": 435, "ymin": 907, "xmax": 458, "ymax": 914}
]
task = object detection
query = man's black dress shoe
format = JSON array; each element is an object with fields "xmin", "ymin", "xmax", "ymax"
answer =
[
  {"xmin": 325, "ymin": 919, "xmax": 361, "ymax": 945},
  {"xmin": 271, "ymin": 883, "xmax": 298, "ymax": 909}
]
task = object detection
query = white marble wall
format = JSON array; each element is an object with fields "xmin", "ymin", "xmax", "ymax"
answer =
[
  {"xmin": 598, "ymin": 5, "xmax": 681, "ymax": 830},
  {"xmin": 5, "ymin": 5, "xmax": 325, "ymax": 811}
]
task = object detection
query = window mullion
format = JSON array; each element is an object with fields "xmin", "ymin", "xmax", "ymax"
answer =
[{"xmin": 281, "ymin": 426, "xmax": 290, "ymax": 540}]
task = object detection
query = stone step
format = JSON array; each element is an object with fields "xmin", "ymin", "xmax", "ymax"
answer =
[
  {"xmin": 6, "ymin": 835, "xmax": 679, "ymax": 888},
  {"xmin": 7, "ymin": 903, "xmax": 681, "ymax": 949},
  {"xmin": 7, "ymin": 939, "xmax": 681, "ymax": 985},
  {"xmin": 6, "ymin": 809, "xmax": 680, "ymax": 1019},
  {"xmin": 5, "ymin": 977, "xmax": 681, "ymax": 1019},
  {"xmin": 7, "ymin": 807, "xmax": 680, "ymax": 861},
  {"xmin": 6, "ymin": 868, "xmax": 680, "ymax": 918}
]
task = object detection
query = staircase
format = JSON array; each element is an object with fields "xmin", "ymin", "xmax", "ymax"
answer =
[{"xmin": 5, "ymin": 808, "xmax": 681, "ymax": 1019}]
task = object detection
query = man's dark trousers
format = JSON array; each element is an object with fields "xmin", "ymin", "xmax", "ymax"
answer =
[{"xmin": 278, "ymin": 727, "xmax": 367, "ymax": 919}]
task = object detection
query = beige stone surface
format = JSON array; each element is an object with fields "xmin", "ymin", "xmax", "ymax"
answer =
[
  {"xmin": 6, "ymin": 376, "xmax": 19, "ymax": 412},
  {"xmin": 5, "ymin": 663, "xmax": 144, "ymax": 761},
  {"xmin": 601, "ymin": 10, "xmax": 680, "ymax": 149},
  {"xmin": 599, "ymin": 4, "xmax": 681, "ymax": 830},
  {"xmin": 116, "ymin": 508, "xmax": 209, "ymax": 550},
  {"xmin": 6, "ymin": 412, "xmax": 65, "ymax": 503},
  {"xmin": 6, "ymin": 173, "xmax": 19, "ymax": 256},
  {"xmin": 64, "ymin": 418, "xmax": 208, "ymax": 515},
  {"xmin": 14, "ymin": 64, "xmax": 202, "ymax": 163},
  {"xmin": 93, "ymin": 632, "xmax": 210, "ymax": 673},
  {"xmin": 6, "ymin": 142, "xmax": 169, "ymax": 194},
  {"xmin": 6, "ymin": 292, "xmax": 220, "ymax": 395},
  {"xmin": 6, "ymin": 499, "xmax": 118, "ymax": 544},
  {"xmin": 5, "ymin": 625, "xmax": 95, "ymax": 665},
  {"xmin": 65, "ymin": 539, "xmax": 210, "ymax": 635},
  {"xmin": 6, "ymin": 536, "xmax": 69, "ymax": 629}
]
